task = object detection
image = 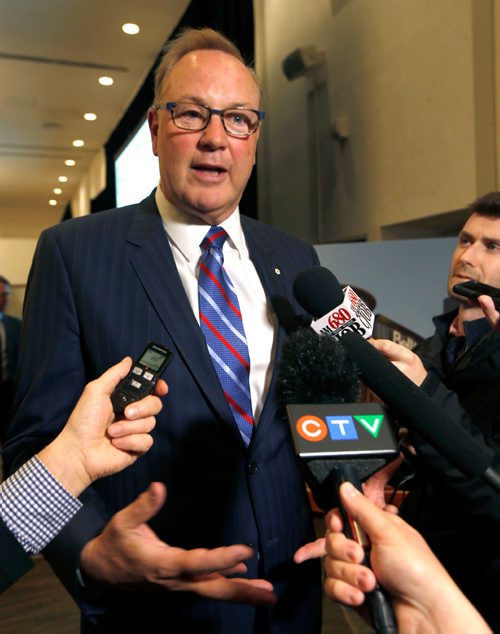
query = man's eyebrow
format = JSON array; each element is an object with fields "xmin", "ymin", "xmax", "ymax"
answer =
[
  {"xmin": 482, "ymin": 235, "xmax": 500, "ymax": 245},
  {"xmin": 174, "ymin": 95, "xmax": 255, "ymax": 109}
]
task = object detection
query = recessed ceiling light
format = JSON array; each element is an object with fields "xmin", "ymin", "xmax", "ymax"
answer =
[
  {"xmin": 58, "ymin": 176, "xmax": 68, "ymax": 183},
  {"xmin": 49, "ymin": 199, "xmax": 57, "ymax": 206},
  {"xmin": 72, "ymin": 139, "xmax": 85, "ymax": 147},
  {"xmin": 99, "ymin": 76, "xmax": 114, "ymax": 86},
  {"xmin": 83, "ymin": 112, "xmax": 97, "ymax": 121},
  {"xmin": 65, "ymin": 159, "xmax": 76, "ymax": 166},
  {"xmin": 53, "ymin": 188, "xmax": 62, "ymax": 195},
  {"xmin": 122, "ymin": 23, "xmax": 140, "ymax": 35}
]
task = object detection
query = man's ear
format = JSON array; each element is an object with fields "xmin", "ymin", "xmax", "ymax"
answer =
[{"xmin": 148, "ymin": 108, "xmax": 159, "ymax": 156}]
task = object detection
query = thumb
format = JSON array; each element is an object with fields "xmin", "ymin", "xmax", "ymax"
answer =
[
  {"xmin": 339, "ymin": 482, "xmax": 388, "ymax": 542},
  {"xmin": 117, "ymin": 482, "xmax": 167, "ymax": 530},
  {"xmin": 93, "ymin": 357, "xmax": 133, "ymax": 395}
]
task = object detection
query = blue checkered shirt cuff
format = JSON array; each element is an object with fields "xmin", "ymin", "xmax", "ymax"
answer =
[{"xmin": 0, "ymin": 455, "xmax": 82, "ymax": 554}]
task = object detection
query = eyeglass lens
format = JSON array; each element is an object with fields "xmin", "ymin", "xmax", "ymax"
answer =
[{"xmin": 172, "ymin": 103, "xmax": 259, "ymax": 136}]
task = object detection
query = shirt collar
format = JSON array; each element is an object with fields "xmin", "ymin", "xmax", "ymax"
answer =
[
  {"xmin": 154, "ymin": 186, "xmax": 247, "ymax": 263},
  {"xmin": 439, "ymin": 310, "xmax": 491, "ymax": 347}
]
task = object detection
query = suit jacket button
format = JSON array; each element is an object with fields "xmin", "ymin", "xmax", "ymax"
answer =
[{"xmin": 247, "ymin": 462, "xmax": 259, "ymax": 475}]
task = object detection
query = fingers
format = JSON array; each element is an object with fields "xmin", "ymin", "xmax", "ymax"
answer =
[
  {"xmin": 324, "ymin": 531, "xmax": 376, "ymax": 605},
  {"xmin": 108, "ymin": 414, "xmax": 157, "ymax": 438},
  {"xmin": 123, "ymin": 394, "xmax": 164, "ymax": 420},
  {"xmin": 163, "ymin": 575, "xmax": 277, "ymax": 605},
  {"xmin": 116, "ymin": 482, "xmax": 167, "ymax": 531},
  {"xmin": 325, "ymin": 531, "xmax": 364, "ymax": 565},
  {"xmin": 478, "ymin": 295, "xmax": 500, "ymax": 331},
  {"xmin": 293, "ymin": 537, "xmax": 326, "ymax": 564},
  {"xmin": 324, "ymin": 576, "xmax": 366, "ymax": 607},
  {"xmin": 110, "ymin": 433, "xmax": 154, "ymax": 455},
  {"xmin": 165, "ymin": 544, "xmax": 255, "ymax": 577},
  {"xmin": 153, "ymin": 379, "xmax": 169, "ymax": 397},
  {"xmin": 368, "ymin": 338, "xmax": 403, "ymax": 361},
  {"xmin": 361, "ymin": 454, "xmax": 403, "ymax": 508},
  {"xmin": 325, "ymin": 507, "xmax": 345, "ymax": 533}
]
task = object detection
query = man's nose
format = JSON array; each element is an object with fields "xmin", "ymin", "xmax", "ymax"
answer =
[
  {"xmin": 459, "ymin": 242, "xmax": 479, "ymax": 266},
  {"xmin": 199, "ymin": 114, "xmax": 228, "ymax": 150}
]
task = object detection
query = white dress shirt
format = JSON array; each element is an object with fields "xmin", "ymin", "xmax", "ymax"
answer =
[{"xmin": 155, "ymin": 187, "xmax": 277, "ymax": 424}]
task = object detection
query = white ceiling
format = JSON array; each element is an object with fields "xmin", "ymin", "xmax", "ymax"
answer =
[{"xmin": 0, "ymin": 0, "xmax": 189, "ymax": 236}]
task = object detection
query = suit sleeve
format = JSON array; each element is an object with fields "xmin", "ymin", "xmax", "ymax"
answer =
[
  {"xmin": 0, "ymin": 520, "xmax": 33, "ymax": 593},
  {"xmin": 3, "ymin": 228, "xmax": 109, "ymax": 602}
]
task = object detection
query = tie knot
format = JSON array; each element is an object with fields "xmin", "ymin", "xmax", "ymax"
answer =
[{"xmin": 201, "ymin": 226, "xmax": 228, "ymax": 252}]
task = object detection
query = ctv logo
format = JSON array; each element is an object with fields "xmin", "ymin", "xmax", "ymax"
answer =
[{"xmin": 296, "ymin": 413, "xmax": 384, "ymax": 442}]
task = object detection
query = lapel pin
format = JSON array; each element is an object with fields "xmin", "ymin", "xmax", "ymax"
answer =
[{"xmin": 274, "ymin": 267, "xmax": 281, "ymax": 275}]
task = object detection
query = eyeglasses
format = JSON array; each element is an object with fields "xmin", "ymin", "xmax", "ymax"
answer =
[{"xmin": 155, "ymin": 101, "xmax": 265, "ymax": 137}]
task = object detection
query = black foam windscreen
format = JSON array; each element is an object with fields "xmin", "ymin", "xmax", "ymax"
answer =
[
  {"xmin": 293, "ymin": 266, "xmax": 344, "ymax": 319},
  {"xmin": 276, "ymin": 327, "xmax": 360, "ymax": 406}
]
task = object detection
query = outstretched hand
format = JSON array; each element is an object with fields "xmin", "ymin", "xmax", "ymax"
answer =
[{"xmin": 80, "ymin": 482, "xmax": 277, "ymax": 605}]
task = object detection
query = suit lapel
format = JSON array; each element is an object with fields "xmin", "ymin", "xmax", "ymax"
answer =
[
  {"xmin": 125, "ymin": 194, "xmax": 237, "ymax": 433},
  {"xmin": 242, "ymin": 219, "xmax": 294, "ymax": 445}
]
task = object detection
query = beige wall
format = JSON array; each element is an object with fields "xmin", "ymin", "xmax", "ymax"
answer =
[
  {"xmin": 0, "ymin": 238, "xmax": 37, "ymax": 318},
  {"xmin": 0, "ymin": 208, "xmax": 60, "ymax": 239},
  {"xmin": 255, "ymin": 0, "xmax": 500, "ymax": 242}
]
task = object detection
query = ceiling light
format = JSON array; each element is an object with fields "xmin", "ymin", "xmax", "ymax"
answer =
[
  {"xmin": 53, "ymin": 188, "xmax": 62, "ymax": 195},
  {"xmin": 72, "ymin": 139, "xmax": 85, "ymax": 147},
  {"xmin": 99, "ymin": 76, "xmax": 114, "ymax": 86},
  {"xmin": 58, "ymin": 176, "xmax": 68, "ymax": 183},
  {"xmin": 49, "ymin": 199, "xmax": 57, "ymax": 206},
  {"xmin": 65, "ymin": 159, "xmax": 76, "ymax": 166},
  {"xmin": 122, "ymin": 23, "xmax": 140, "ymax": 35},
  {"xmin": 83, "ymin": 112, "xmax": 97, "ymax": 121}
]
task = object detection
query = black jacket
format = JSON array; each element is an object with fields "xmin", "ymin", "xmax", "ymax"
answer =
[
  {"xmin": 400, "ymin": 310, "xmax": 500, "ymax": 629},
  {"xmin": 0, "ymin": 519, "xmax": 33, "ymax": 593}
]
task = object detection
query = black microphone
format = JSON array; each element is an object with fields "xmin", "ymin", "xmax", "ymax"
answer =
[
  {"xmin": 277, "ymin": 328, "xmax": 398, "ymax": 633},
  {"xmin": 294, "ymin": 266, "xmax": 374, "ymax": 339},
  {"xmin": 340, "ymin": 331, "xmax": 500, "ymax": 493},
  {"xmin": 276, "ymin": 328, "xmax": 400, "ymax": 510}
]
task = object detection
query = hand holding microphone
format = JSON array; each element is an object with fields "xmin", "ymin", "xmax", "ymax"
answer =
[{"xmin": 324, "ymin": 482, "xmax": 492, "ymax": 634}]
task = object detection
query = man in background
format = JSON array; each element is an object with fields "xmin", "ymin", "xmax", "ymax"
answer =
[
  {"xmin": 369, "ymin": 191, "xmax": 500, "ymax": 629},
  {"xmin": 0, "ymin": 275, "xmax": 21, "ymax": 443}
]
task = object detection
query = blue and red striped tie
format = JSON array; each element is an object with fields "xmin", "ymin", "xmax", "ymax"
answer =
[{"xmin": 198, "ymin": 226, "xmax": 254, "ymax": 445}]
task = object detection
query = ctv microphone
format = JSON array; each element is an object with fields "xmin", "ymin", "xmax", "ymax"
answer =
[
  {"xmin": 293, "ymin": 266, "xmax": 374, "ymax": 339},
  {"xmin": 276, "ymin": 328, "xmax": 400, "ymax": 510},
  {"xmin": 277, "ymin": 328, "xmax": 398, "ymax": 633}
]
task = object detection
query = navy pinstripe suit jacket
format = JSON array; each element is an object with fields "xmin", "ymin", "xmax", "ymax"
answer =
[{"xmin": 4, "ymin": 192, "xmax": 322, "ymax": 633}]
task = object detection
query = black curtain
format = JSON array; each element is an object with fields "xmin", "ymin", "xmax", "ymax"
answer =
[{"xmin": 91, "ymin": 0, "xmax": 257, "ymax": 219}]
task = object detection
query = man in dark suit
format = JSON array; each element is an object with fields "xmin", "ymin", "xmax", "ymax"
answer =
[
  {"xmin": 0, "ymin": 275, "xmax": 21, "ymax": 443},
  {"xmin": 4, "ymin": 28, "xmax": 321, "ymax": 633}
]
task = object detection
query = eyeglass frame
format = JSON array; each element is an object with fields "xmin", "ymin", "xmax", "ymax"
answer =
[{"xmin": 154, "ymin": 101, "xmax": 265, "ymax": 137}]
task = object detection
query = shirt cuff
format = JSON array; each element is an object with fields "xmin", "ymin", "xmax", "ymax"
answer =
[{"xmin": 0, "ymin": 455, "xmax": 82, "ymax": 554}]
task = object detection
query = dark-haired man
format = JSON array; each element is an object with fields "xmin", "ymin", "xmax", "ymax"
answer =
[
  {"xmin": 296, "ymin": 192, "xmax": 500, "ymax": 630},
  {"xmin": 370, "ymin": 191, "xmax": 500, "ymax": 629}
]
